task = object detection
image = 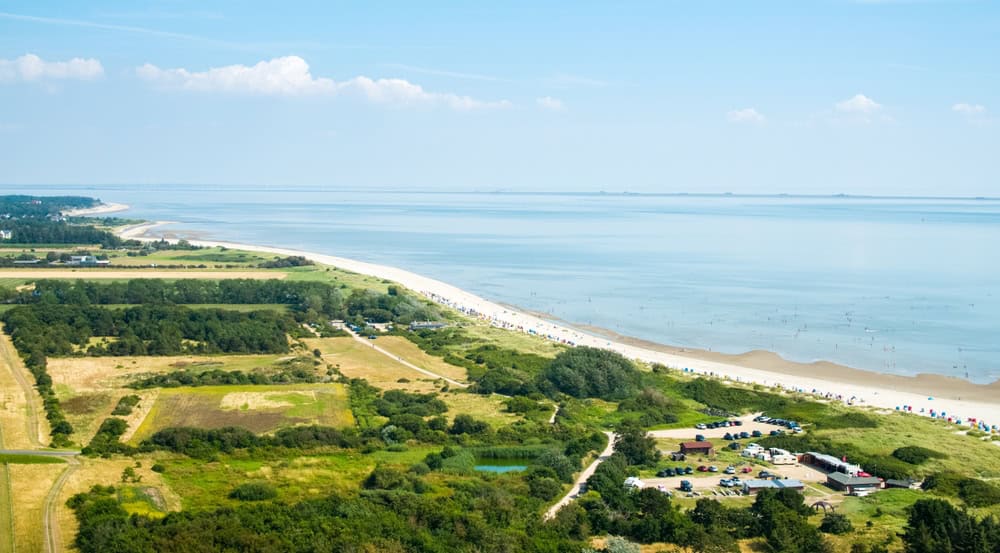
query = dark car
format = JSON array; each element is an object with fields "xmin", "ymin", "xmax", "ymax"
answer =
[
  {"xmin": 752, "ymin": 430, "xmax": 763, "ymax": 437},
  {"xmin": 695, "ymin": 434, "xmax": 706, "ymax": 442},
  {"xmin": 739, "ymin": 431, "xmax": 750, "ymax": 439},
  {"xmin": 680, "ymin": 480, "xmax": 693, "ymax": 492},
  {"xmin": 657, "ymin": 468, "xmax": 675, "ymax": 477},
  {"xmin": 733, "ymin": 420, "xmax": 743, "ymax": 426},
  {"xmin": 723, "ymin": 432, "xmax": 734, "ymax": 441},
  {"xmin": 684, "ymin": 467, "xmax": 694, "ymax": 474},
  {"xmin": 759, "ymin": 470, "xmax": 774, "ymax": 479},
  {"xmin": 769, "ymin": 430, "xmax": 783, "ymax": 436}
]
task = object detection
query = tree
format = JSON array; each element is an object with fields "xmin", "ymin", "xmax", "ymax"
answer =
[
  {"xmin": 540, "ymin": 347, "xmax": 640, "ymax": 400},
  {"xmin": 615, "ymin": 421, "xmax": 660, "ymax": 466}
]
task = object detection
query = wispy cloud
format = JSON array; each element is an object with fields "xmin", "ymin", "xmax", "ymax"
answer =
[
  {"xmin": 137, "ymin": 56, "xmax": 512, "ymax": 110},
  {"xmin": 380, "ymin": 63, "xmax": 507, "ymax": 83},
  {"xmin": 536, "ymin": 96, "xmax": 565, "ymax": 111},
  {"xmin": 0, "ymin": 53, "xmax": 103, "ymax": 82},
  {"xmin": 727, "ymin": 107, "xmax": 765, "ymax": 124},
  {"xmin": 0, "ymin": 11, "xmax": 218, "ymax": 43}
]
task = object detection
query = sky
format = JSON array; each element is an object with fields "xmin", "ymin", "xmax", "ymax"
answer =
[{"xmin": 0, "ymin": 0, "xmax": 997, "ymax": 196}]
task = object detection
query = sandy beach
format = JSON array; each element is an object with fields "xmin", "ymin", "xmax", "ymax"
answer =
[
  {"xmin": 63, "ymin": 202, "xmax": 130, "ymax": 217},
  {"xmin": 118, "ymin": 220, "xmax": 1000, "ymax": 428}
]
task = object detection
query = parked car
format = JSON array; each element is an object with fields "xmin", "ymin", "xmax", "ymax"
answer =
[
  {"xmin": 741, "ymin": 466, "xmax": 753, "ymax": 473},
  {"xmin": 724, "ymin": 466, "xmax": 736, "ymax": 474},
  {"xmin": 657, "ymin": 468, "xmax": 674, "ymax": 477},
  {"xmin": 739, "ymin": 431, "xmax": 750, "ymax": 439},
  {"xmin": 695, "ymin": 434, "xmax": 706, "ymax": 442},
  {"xmin": 759, "ymin": 470, "xmax": 774, "ymax": 479},
  {"xmin": 684, "ymin": 467, "xmax": 694, "ymax": 474},
  {"xmin": 751, "ymin": 430, "xmax": 763, "ymax": 438},
  {"xmin": 695, "ymin": 423, "xmax": 707, "ymax": 430},
  {"xmin": 680, "ymin": 480, "xmax": 693, "ymax": 492},
  {"xmin": 769, "ymin": 430, "xmax": 783, "ymax": 436},
  {"xmin": 708, "ymin": 465, "xmax": 719, "ymax": 472},
  {"xmin": 733, "ymin": 420, "xmax": 743, "ymax": 426},
  {"xmin": 697, "ymin": 465, "xmax": 709, "ymax": 472},
  {"xmin": 719, "ymin": 479, "xmax": 732, "ymax": 487},
  {"xmin": 723, "ymin": 432, "xmax": 734, "ymax": 440}
]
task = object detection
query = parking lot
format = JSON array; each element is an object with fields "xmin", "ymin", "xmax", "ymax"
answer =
[{"xmin": 648, "ymin": 413, "xmax": 786, "ymax": 440}]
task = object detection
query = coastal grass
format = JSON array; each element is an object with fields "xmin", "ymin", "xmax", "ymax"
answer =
[
  {"xmin": 129, "ymin": 383, "xmax": 353, "ymax": 444},
  {"xmin": 0, "ymin": 335, "xmax": 43, "ymax": 450},
  {"xmin": 816, "ymin": 411, "xmax": 1000, "ymax": 480},
  {"xmin": 370, "ymin": 336, "xmax": 469, "ymax": 383}
]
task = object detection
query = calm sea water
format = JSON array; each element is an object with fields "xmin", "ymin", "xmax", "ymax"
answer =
[{"xmin": 9, "ymin": 185, "xmax": 1000, "ymax": 383}]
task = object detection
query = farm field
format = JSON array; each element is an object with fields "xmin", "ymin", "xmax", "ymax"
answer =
[
  {"xmin": 7, "ymin": 463, "xmax": 64, "ymax": 553},
  {"xmin": 129, "ymin": 384, "xmax": 353, "ymax": 443},
  {"xmin": 365, "ymin": 336, "xmax": 469, "ymax": 383},
  {"xmin": 0, "ymin": 335, "xmax": 46, "ymax": 449}
]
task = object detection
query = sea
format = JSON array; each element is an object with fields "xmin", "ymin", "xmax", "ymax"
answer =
[{"xmin": 8, "ymin": 185, "xmax": 1000, "ymax": 384}]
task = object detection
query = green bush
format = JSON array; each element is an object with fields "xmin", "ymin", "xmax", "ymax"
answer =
[
  {"xmin": 228, "ymin": 483, "xmax": 277, "ymax": 501},
  {"xmin": 892, "ymin": 446, "xmax": 946, "ymax": 465},
  {"xmin": 820, "ymin": 513, "xmax": 854, "ymax": 535}
]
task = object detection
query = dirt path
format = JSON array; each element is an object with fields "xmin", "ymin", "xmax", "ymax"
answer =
[
  {"xmin": 346, "ymin": 330, "xmax": 468, "ymax": 388},
  {"xmin": 0, "ymin": 334, "xmax": 44, "ymax": 448},
  {"xmin": 545, "ymin": 431, "xmax": 615, "ymax": 520},
  {"xmin": 43, "ymin": 456, "xmax": 79, "ymax": 553}
]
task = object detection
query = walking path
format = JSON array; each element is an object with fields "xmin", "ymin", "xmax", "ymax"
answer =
[
  {"xmin": 42, "ymin": 456, "xmax": 79, "ymax": 553},
  {"xmin": 545, "ymin": 431, "xmax": 616, "ymax": 520}
]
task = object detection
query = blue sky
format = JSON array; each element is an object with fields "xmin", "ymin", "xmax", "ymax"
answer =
[{"xmin": 0, "ymin": 1, "xmax": 997, "ymax": 195}]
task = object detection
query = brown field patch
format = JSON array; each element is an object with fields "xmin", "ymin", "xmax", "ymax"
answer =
[
  {"xmin": 8, "ymin": 463, "xmax": 64, "ymax": 553},
  {"xmin": 0, "ymin": 269, "xmax": 287, "ymax": 280}
]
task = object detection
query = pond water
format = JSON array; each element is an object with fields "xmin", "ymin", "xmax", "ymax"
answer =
[{"xmin": 473, "ymin": 458, "xmax": 529, "ymax": 473}]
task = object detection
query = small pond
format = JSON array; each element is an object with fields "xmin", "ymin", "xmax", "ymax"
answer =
[{"xmin": 473, "ymin": 458, "xmax": 528, "ymax": 473}]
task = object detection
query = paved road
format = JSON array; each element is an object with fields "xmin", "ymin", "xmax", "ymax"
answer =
[
  {"xmin": 346, "ymin": 330, "xmax": 468, "ymax": 388},
  {"xmin": 544, "ymin": 431, "xmax": 615, "ymax": 520}
]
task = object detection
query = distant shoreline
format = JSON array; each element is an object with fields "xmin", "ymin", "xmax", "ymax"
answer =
[
  {"xmin": 116, "ymin": 218, "xmax": 1000, "ymax": 427},
  {"xmin": 63, "ymin": 202, "xmax": 131, "ymax": 217}
]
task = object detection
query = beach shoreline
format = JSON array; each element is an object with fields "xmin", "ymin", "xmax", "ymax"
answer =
[
  {"xmin": 117, "ymin": 219, "xmax": 1000, "ymax": 428},
  {"xmin": 63, "ymin": 202, "xmax": 131, "ymax": 217}
]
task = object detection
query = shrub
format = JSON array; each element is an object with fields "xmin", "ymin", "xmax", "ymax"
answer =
[
  {"xmin": 229, "ymin": 483, "xmax": 277, "ymax": 501},
  {"xmin": 819, "ymin": 513, "xmax": 854, "ymax": 535},
  {"xmin": 891, "ymin": 445, "xmax": 946, "ymax": 465}
]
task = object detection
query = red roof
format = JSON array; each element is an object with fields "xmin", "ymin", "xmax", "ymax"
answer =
[{"xmin": 680, "ymin": 441, "xmax": 714, "ymax": 449}]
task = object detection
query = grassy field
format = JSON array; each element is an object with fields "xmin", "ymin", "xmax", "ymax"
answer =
[
  {"xmin": 0, "ymin": 464, "xmax": 12, "ymax": 553},
  {"xmin": 8, "ymin": 463, "xmax": 63, "ymax": 553},
  {"xmin": 105, "ymin": 247, "xmax": 273, "ymax": 267},
  {"xmin": 159, "ymin": 446, "xmax": 438, "ymax": 510},
  {"xmin": 817, "ymin": 411, "xmax": 1000, "ymax": 480},
  {"xmin": 0, "ymin": 454, "xmax": 67, "ymax": 465},
  {"xmin": 439, "ymin": 392, "xmax": 520, "ymax": 427},
  {"xmin": 305, "ymin": 337, "xmax": 445, "ymax": 392},
  {"xmin": 368, "ymin": 336, "xmax": 469, "ymax": 383},
  {"xmin": 129, "ymin": 383, "xmax": 353, "ymax": 443},
  {"xmin": 0, "ymin": 334, "xmax": 46, "ymax": 449}
]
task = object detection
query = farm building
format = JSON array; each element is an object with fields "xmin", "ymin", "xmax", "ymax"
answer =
[
  {"xmin": 827, "ymin": 472, "xmax": 882, "ymax": 495},
  {"xmin": 801, "ymin": 451, "xmax": 861, "ymax": 476},
  {"xmin": 742, "ymin": 479, "xmax": 805, "ymax": 495},
  {"xmin": 679, "ymin": 441, "xmax": 715, "ymax": 456}
]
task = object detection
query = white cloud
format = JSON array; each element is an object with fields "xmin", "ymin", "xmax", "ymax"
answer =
[
  {"xmin": 835, "ymin": 94, "xmax": 882, "ymax": 114},
  {"xmin": 952, "ymin": 103, "xmax": 986, "ymax": 115},
  {"xmin": 137, "ymin": 56, "xmax": 335, "ymax": 95},
  {"xmin": 536, "ymin": 96, "xmax": 565, "ymax": 111},
  {"xmin": 137, "ymin": 56, "xmax": 511, "ymax": 110},
  {"xmin": 726, "ymin": 107, "xmax": 765, "ymax": 124},
  {"xmin": 0, "ymin": 53, "xmax": 103, "ymax": 82}
]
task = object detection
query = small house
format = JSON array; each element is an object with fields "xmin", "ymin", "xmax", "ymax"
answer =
[
  {"xmin": 679, "ymin": 441, "xmax": 715, "ymax": 456},
  {"xmin": 827, "ymin": 472, "xmax": 882, "ymax": 495}
]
